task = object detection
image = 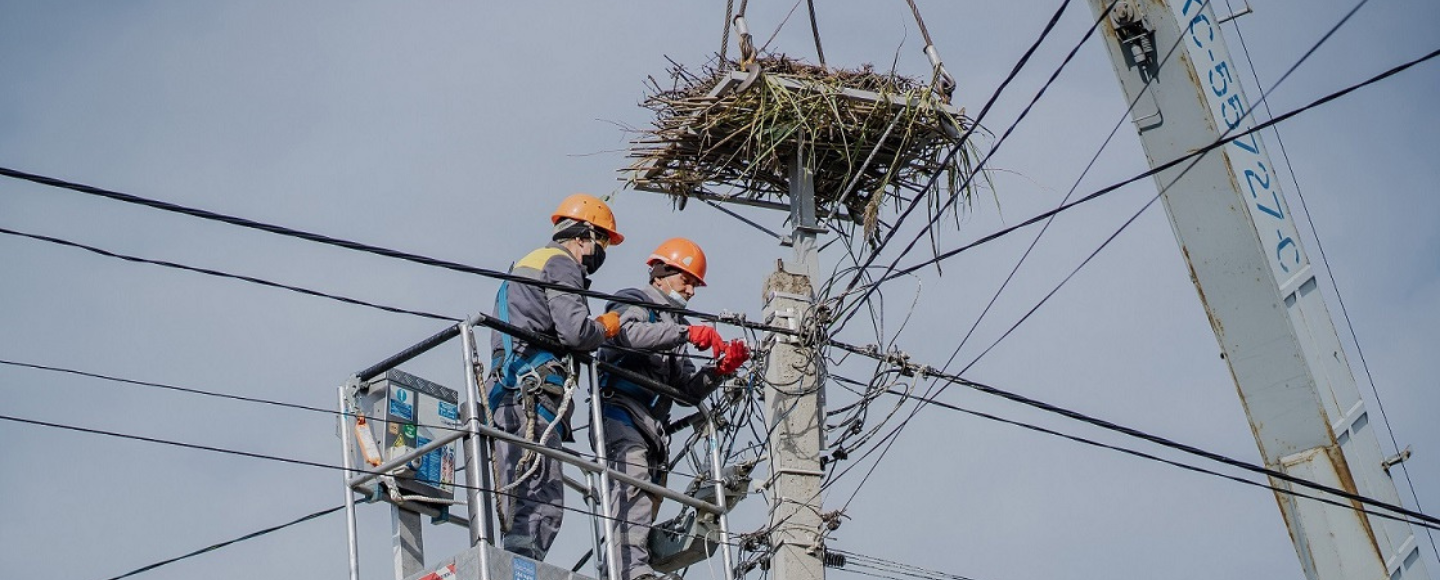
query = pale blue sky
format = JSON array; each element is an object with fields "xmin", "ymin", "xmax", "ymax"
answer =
[{"xmin": 1, "ymin": 2, "xmax": 1436, "ymax": 580}]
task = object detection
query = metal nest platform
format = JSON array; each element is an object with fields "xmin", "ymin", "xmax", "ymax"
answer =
[{"xmin": 627, "ymin": 57, "xmax": 981, "ymax": 237}]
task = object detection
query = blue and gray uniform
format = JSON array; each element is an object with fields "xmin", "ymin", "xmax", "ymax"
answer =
[
  {"xmin": 487, "ymin": 241, "xmax": 607, "ymax": 561},
  {"xmin": 596, "ymin": 285, "xmax": 722, "ymax": 580}
]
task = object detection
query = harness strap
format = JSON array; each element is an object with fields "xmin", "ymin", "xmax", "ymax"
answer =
[{"xmin": 598, "ymin": 305, "xmax": 664, "ymax": 411}]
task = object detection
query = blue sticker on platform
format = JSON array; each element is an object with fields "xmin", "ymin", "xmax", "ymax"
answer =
[
  {"xmin": 389, "ymin": 388, "xmax": 414, "ymax": 421},
  {"xmin": 514, "ymin": 557, "xmax": 536, "ymax": 580},
  {"xmin": 438, "ymin": 401, "xmax": 459, "ymax": 421}
]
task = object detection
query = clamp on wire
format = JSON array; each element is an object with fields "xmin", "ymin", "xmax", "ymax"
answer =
[
  {"xmin": 924, "ymin": 45, "xmax": 957, "ymax": 101},
  {"xmin": 732, "ymin": 14, "xmax": 763, "ymax": 92}
]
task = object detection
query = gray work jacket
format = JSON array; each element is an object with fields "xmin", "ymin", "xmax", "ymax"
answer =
[
  {"xmin": 488, "ymin": 241, "xmax": 607, "ymax": 361},
  {"xmin": 597, "ymin": 284, "xmax": 721, "ymax": 452}
]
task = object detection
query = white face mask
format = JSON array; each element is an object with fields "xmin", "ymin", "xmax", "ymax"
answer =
[{"xmin": 666, "ymin": 289, "xmax": 689, "ymax": 308}]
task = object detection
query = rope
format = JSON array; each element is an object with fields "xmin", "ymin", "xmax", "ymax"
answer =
[
  {"xmin": 721, "ymin": 0, "xmax": 735, "ymax": 62},
  {"xmin": 501, "ymin": 365, "xmax": 579, "ymax": 494},
  {"xmin": 806, "ymin": 0, "xmax": 826, "ymax": 67},
  {"xmin": 903, "ymin": 0, "xmax": 935, "ymax": 48}
]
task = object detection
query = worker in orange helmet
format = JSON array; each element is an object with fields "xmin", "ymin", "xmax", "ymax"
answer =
[
  {"xmin": 593, "ymin": 237, "xmax": 751, "ymax": 580},
  {"xmin": 486, "ymin": 193, "xmax": 626, "ymax": 562}
]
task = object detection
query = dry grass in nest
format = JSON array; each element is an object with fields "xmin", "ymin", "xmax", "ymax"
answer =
[{"xmin": 626, "ymin": 56, "xmax": 984, "ymax": 241}]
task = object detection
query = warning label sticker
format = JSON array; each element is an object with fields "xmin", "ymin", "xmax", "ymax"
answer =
[
  {"xmin": 419, "ymin": 563, "xmax": 457, "ymax": 580},
  {"xmin": 388, "ymin": 387, "xmax": 415, "ymax": 421},
  {"xmin": 514, "ymin": 557, "xmax": 537, "ymax": 580}
]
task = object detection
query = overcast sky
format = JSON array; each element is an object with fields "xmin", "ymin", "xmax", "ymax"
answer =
[{"xmin": 2, "ymin": 2, "xmax": 1437, "ymax": 580}]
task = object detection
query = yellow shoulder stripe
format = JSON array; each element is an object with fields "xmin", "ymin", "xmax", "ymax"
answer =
[{"xmin": 515, "ymin": 247, "xmax": 571, "ymax": 271}]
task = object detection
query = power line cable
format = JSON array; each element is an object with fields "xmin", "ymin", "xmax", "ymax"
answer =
[
  {"xmin": 819, "ymin": 344, "xmax": 1440, "ymax": 529},
  {"xmin": 831, "ymin": 548, "xmax": 979, "ymax": 580},
  {"xmin": 870, "ymin": 387, "xmax": 1440, "ymax": 532},
  {"xmin": 0, "ymin": 225, "xmax": 460, "ymax": 322},
  {"xmin": 0, "ymin": 223, "xmax": 716, "ymax": 366},
  {"xmin": 102, "ymin": 504, "xmax": 344, "ymax": 580},
  {"xmin": 842, "ymin": 0, "xmax": 1380, "ymax": 331},
  {"xmin": 0, "ymin": 166, "xmax": 787, "ymax": 337},
  {"xmin": 0, "ymin": 412, "xmax": 738, "ymax": 545},
  {"xmin": 935, "ymin": 0, "xmax": 1379, "ymax": 386},
  {"xmin": 0, "ymin": 357, "xmax": 708, "ymax": 481},
  {"xmin": 865, "ymin": 43, "xmax": 1440, "ymax": 287},
  {"xmin": 828, "ymin": 0, "xmax": 1092, "ymax": 325},
  {"xmin": 1, "ymin": 220, "xmax": 732, "ymax": 409}
]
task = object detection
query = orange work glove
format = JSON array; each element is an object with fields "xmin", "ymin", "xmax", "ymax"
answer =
[
  {"xmin": 715, "ymin": 339, "xmax": 751, "ymax": 375},
  {"xmin": 686, "ymin": 325, "xmax": 724, "ymax": 355},
  {"xmin": 595, "ymin": 311, "xmax": 621, "ymax": 339}
]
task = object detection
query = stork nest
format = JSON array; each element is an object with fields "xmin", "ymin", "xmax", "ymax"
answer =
[{"xmin": 626, "ymin": 56, "xmax": 984, "ymax": 240}]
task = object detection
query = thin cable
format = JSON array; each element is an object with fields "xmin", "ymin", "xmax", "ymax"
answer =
[
  {"xmin": 875, "ymin": 386, "xmax": 1440, "ymax": 532},
  {"xmin": 759, "ymin": 0, "xmax": 806, "ymax": 55},
  {"xmin": 102, "ymin": 505, "xmax": 344, "ymax": 580},
  {"xmin": 0, "ymin": 412, "xmax": 737, "ymax": 544},
  {"xmin": 0, "ymin": 358, "xmax": 706, "ymax": 481},
  {"xmin": 2, "ymin": 223, "xmax": 717, "ymax": 368},
  {"xmin": 833, "ymin": 548, "xmax": 978, "ymax": 580},
  {"xmin": 0, "ymin": 225, "xmax": 460, "ymax": 322},
  {"xmin": 832, "ymin": 0, "xmax": 1112, "ymax": 333},
  {"xmin": 1223, "ymin": 0, "xmax": 1438, "ymax": 562},
  {"xmin": 829, "ymin": 0, "xmax": 1085, "ymax": 315},
  {"xmin": 877, "ymin": 0, "xmax": 1372, "ymax": 293},
  {"xmin": 823, "ymin": 350, "xmax": 1440, "ymax": 528},
  {"xmin": 952, "ymin": 0, "xmax": 1376, "ymax": 375},
  {"xmin": 0, "ymin": 166, "xmax": 790, "ymax": 336},
  {"xmin": 871, "ymin": 45, "xmax": 1440, "ymax": 285}
]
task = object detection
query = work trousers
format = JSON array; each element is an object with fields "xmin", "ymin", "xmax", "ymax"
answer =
[
  {"xmin": 601, "ymin": 414, "xmax": 665, "ymax": 580},
  {"xmin": 494, "ymin": 399, "xmax": 565, "ymax": 561}
]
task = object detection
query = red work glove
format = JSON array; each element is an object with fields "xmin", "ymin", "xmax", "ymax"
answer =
[
  {"xmin": 686, "ymin": 325, "xmax": 723, "ymax": 355},
  {"xmin": 715, "ymin": 339, "xmax": 751, "ymax": 375}
]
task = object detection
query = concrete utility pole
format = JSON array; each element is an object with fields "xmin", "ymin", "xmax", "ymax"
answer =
[
  {"xmin": 1087, "ymin": 1, "xmax": 1430, "ymax": 579},
  {"xmin": 761, "ymin": 142, "xmax": 828, "ymax": 580}
]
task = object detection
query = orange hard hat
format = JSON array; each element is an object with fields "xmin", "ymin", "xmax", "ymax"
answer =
[
  {"xmin": 647, "ymin": 237, "xmax": 707, "ymax": 286},
  {"xmin": 552, "ymin": 193, "xmax": 624, "ymax": 245}
]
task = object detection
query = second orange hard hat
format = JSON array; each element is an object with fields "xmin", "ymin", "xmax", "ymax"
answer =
[{"xmin": 647, "ymin": 237, "xmax": 707, "ymax": 286}]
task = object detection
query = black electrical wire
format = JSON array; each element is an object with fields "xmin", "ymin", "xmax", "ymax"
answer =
[
  {"xmin": 832, "ymin": 548, "xmax": 979, "ymax": 580},
  {"xmin": 840, "ymin": 1, "xmax": 1396, "ymax": 510},
  {"xmin": 865, "ymin": 44, "xmax": 1440, "ymax": 287},
  {"xmin": 829, "ymin": 0, "xmax": 1089, "ymax": 318},
  {"xmin": 102, "ymin": 504, "xmax": 344, "ymax": 580},
  {"xmin": 0, "ymin": 223, "xmax": 719, "ymax": 367},
  {"xmin": 873, "ymin": 387, "xmax": 1440, "ymax": 533},
  {"xmin": 0, "ymin": 166, "xmax": 788, "ymax": 337},
  {"xmin": 0, "ymin": 357, "xmax": 708, "ymax": 481},
  {"xmin": 0, "ymin": 225, "xmax": 460, "ymax": 322},
  {"xmin": 818, "ymin": 353, "xmax": 1440, "ymax": 529},
  {"xmin": 0, "ymin": 412, "xmax": 739, "ymax": 545},
  {"xmin": 832, "ymin": 0, "xmax": 1122, "ymax": 334}
]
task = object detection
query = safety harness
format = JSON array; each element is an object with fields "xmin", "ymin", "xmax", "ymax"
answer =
[
  {"xmin": 488, "ymin": 278, "xmax": 571, "ymax": 435},
  {"xmin": 598, "ymin": 306, "xmax": 667, "ymax": 427}
]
